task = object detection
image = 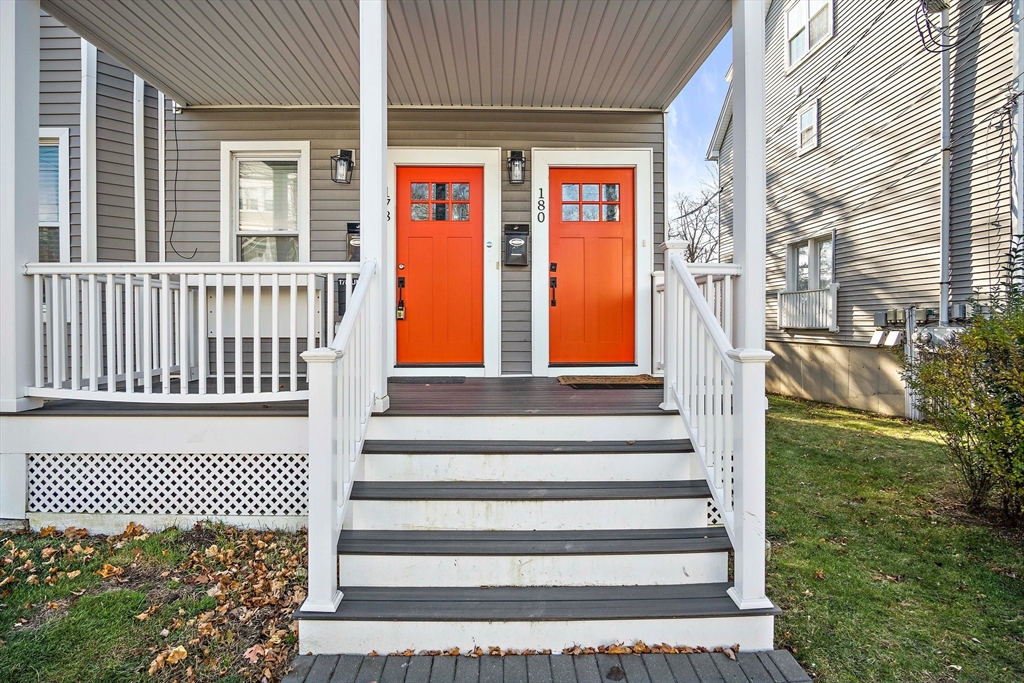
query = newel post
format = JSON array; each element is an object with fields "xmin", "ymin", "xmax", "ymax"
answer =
[
  {"xmin": 660, "ymin": 240, "xmax": 687, "ymax": 411},
  {"xmin": 301, "ymin": 348, "xmax": 343, "ymax": 613}
]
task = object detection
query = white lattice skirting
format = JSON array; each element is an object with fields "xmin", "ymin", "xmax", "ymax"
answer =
[{"xmin": 27, "ymin": 453, "xmax": 308, "ymax": 517}]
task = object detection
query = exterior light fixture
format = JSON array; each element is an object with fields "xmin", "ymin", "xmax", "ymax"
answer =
[
  {"xmin": 507, "ymin": 150, "xmax": 526, "ymax": 185},
  {"xmin": 331, "ymin": 149, "xmax": 354, "ymax": 184}
]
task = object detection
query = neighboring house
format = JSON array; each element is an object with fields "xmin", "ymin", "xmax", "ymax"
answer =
[
  {"xmin": 710, "ymin": 0, "xmax": 1018, "ymax": 416},
  {"xmin": 3, "ymin": 0, "xmax": 775, "ymax": 656}
]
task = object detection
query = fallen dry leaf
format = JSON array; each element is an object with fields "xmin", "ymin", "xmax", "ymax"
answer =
[
  {"xmin": 244, "ymin": 644, "xmax": 265, "ymax": 663},
  {"xmin": 166, "ymin": 645, "xmax": 188, "ymax": 665}
]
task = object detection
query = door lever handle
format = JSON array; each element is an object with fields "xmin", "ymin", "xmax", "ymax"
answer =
[{"xmin": 550, "ymin": 276, "xmax": 557, "ymax": 307}]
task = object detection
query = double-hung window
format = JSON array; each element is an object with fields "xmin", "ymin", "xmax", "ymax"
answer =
[
  {"xmin": 797, "ymin": 99, "xmax": 819, "ymax": 154},
  {"xmin": 38, "ymin": 128, "xmax": 70, "ymax": 263},
  {"xmin": 780, "ymin": 233, "xmax": 838, "ymax": 331},
  {"xmin": 220, "ymin": 141, "xmax": 310, "ymax": 262},
  {"xmin": 789, "ymin": 234, "xmax": 833, "ymax": 292},
  {"xmin": 786, "ymin": 0, "xmax": 833, "ymax": 70}
]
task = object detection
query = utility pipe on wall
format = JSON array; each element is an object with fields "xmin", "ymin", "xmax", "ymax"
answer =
[{"xmin": 939, "ymin": 8, "xmax": 952, "ymax": 326}]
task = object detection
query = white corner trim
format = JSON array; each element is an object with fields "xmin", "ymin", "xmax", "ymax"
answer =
[
  {"xmin": 133, "ymin": 76, "xmax": 146, "ymax": 262},
  {"xmin": 386, "ymin": 147, "xmax": 503, "ymax": 378},
  {"xmin": 158, "ymin": 92, "xmax": 166, "ymax": 261},
  {"xmin": 530, "ymin": 148, "xmax": 655, "ymax": 377},
  {"xmin": 218, "ymin": 140, "xmax": 311, "ymax": 262},
  {"xmin": 38, "ymin": 128, "xmax": 71, "ymax": 263},
  {"xmin": 79, "ymin": 39, "xmax": 97, "ymax": 263}
]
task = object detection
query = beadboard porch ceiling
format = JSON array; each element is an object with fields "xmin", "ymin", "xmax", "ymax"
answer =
[{"xmin": 40, "ymin": 0, "xmax": 730, "ymax": 110}]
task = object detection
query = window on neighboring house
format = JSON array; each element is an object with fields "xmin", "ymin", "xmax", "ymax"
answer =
[
  {"xmin": 38, "ymin": 129, "xmax": 69, "ymax": 263},
  {"xmin": 788, "ymin": 234, "xmax": 833, "ymax": 291},
  {"xmin": 786, "ymin": 0, "xmax": 833, "ymax": 69},
  {"xmin": 221, "ymin": 141, "xmax": 310, "ymax": 261},
  {"xmin": 797, "ymin": 100, "xmax": 819, "ymax": 154}
]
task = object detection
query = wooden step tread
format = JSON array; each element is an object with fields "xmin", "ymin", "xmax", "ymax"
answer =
[
  {"xmin": 337, "ymin": 527, "xmax": 731, "ymax": 556},
  {"xmin": 350, "ymin": 480, "xmax": 712, "ymax": 501},
  {"xmin": 362, "ymin": 439, "xmax": 693, "ymax": 455},
  {"xmin": 295, "ymin": 584, "xmax": 780, "ymax": 622}
]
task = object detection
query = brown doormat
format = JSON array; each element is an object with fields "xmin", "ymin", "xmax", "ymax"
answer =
[{"xmin": 557, "ymin": 374, "xmax": 663, "ymax": 390}]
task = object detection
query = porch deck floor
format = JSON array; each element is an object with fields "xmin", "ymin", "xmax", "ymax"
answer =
[
  {"xmin": 25, "ymin": 378, "xmax": 669, "ymax": 417},
  {"xmin": 283, "ymin": 652, "xmax": 811, "ymax": 683}
]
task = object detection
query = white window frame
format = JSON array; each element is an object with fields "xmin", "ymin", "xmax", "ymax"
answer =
[
  {"xmin": 219, "ymin": 141, "xmax": 310, "ymax": 262},
  {"xmin": 38, "ymin": 128, "xmax": 71, "ymax": 263},
  {"xmin": 797, "ymin": 99, "xmax": 819, "ymax": 154},
  {"xmin": 785, "ymin": 0, "xmax": 834, "ymax": 72},
  {"xmin": 786, "ymin": 233, "xmax": 833, "ymax": 292}
]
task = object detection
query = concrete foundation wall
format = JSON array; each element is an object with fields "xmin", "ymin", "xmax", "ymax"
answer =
[{"xmin": 766, "ymin": 341, "xmax": 907, "ymax": 417}]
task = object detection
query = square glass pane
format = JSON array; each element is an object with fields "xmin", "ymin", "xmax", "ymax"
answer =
[
  {"xmin": 432, "ymin": 183, "xmax": 448, "ymax": 200},
  {"xmin": 239, "ymin": 235, "xmax": 298, "ymax": 262},
  {"xmin": 237, "ymin": 159, "xmax": 298, "ymax": 232},
  {"xmin": 582, "ymin": 204, "xmax": 600, "ymax": 221},
  {"xmin": 452, "ymin": 203, "xmax": 469, "ymax": 221},
  {"xmin": 433, "ymin": 203, "xmax": 448, "ymax": 221},
  {"xmin": 603, "ymin": 204, "xmax": 620, "ymax": 222},
  {"xmin": 411, "ymin": 183, "xmax": 429, "ymax": 201},
  {"xmin": 39, "ymin": 225, "xmax": 60, "ymax": 263},
  {"xmin": 562, "ymin": 204, "xmax": 580, "ymax": 221},
  {"xmin": 39, "ymin": 144, "xmax": 60, "ymax": 223},
  {"xmin": 562, "ymin": 184, "xmax": 579, "ymax": 202},
  {"xmin": 796, "ymin": 245, "xmax": 809, "ymax": 291},
  {"xmin": 452, "ymin": 183, "xmax": 470, "ymax": 201},
  {"xmin": 411, "ymin": 203, "xmax": 429, "ymax": 221},
  {"xmin": 603, "ymin": 184, "xmax": 619, "ymax": 201},
  {"xmin": 817, "ymin": 240, "xmax": 832, "ymax": 286},
  {"xmin": 582, "ymin": 184, "xmax": 600, "ymax": 201}
]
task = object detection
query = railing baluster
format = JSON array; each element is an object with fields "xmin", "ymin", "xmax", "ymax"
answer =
[
  {"xmin": 290, "ymin": 274, "xmax": 298, "ymax": 392},
  {"xmin": 88, "ymin": 274, "xmax": 98, "ymax": 392},
  {"xmin": 179, "ymin": 274, "xmax": 189, "ymax": 395},
  {"xmin": 161, "ymin": 273, "xmax": 171, "ymax": 393},
  {"xmin": 307, "ymin": 272, "xmax": 316, "ymax": 390},
  {"xmin": 272, "ymin": 272, "xmax": 280, "ymax": 393},
  {"xmin": 326, "ymin": 273, "xmax": 335, "ymax": 343},
  {"xmin": 142, "ymin": 274, "xmax": 153, "ymax": 393},
  {"xmin": 125, "ymin": 276, "xmax": 135, "ymax": 394},
  {"xmin": 70, "ymin": 274, "xmax": 80, "ymax": 391},
  {"xmin": 114, "ymin": 279, "xmax": 124, "ymax": 378},
  {"xmin": 33, "ymin": 274, "xmax": 43, "ymax": 388},
  {"xmin": 215, "ymin": 272, "xmax": 225, "ymax": 394},
  {"xmin": 106, "ymin": 273, "xmax": 115, "ymax": 393},
  {"xmin": 234, "ymin": 273, "xmax": 243, "ymax": 395},
  {"xmin": 253, "ymin": 273, "xmax": 262, "ymax": 394},
  {"xmin": 198, "ymin": 274, "xmax": 208, "ymax": 395}
]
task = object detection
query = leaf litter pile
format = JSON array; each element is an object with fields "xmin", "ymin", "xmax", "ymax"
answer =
[{"xmin": 0, "ymin": 522, "xmax": 307, "ymax": 682}]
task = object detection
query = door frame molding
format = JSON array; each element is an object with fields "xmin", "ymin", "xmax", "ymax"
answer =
[
  {"xmin": 387, "ymin": 147, "xmax": 502, "ymax": 377},
  {"xmin": 530, "ymin": 148, "xmax": 654, "ymax": 377}
]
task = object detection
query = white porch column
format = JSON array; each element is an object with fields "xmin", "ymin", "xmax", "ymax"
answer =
[
  {"xmin": 0, "ymin": 0, "xmax": 43, "ymax": 414},
  {"xmin": 728, "ymin": 0, "xmax": 773, "ymax": 611},
  {"xmin": 360, "ymin": 0, "xmax": 390, "ymax": 412}
]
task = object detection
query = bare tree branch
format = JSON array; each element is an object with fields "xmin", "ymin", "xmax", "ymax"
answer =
[{"xmin": 667, "ymin": 184, "xmax": 720, "ymax": 263}]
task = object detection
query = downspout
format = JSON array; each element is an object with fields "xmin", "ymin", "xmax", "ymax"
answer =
[{"xmin": 939, "ymin": 8, "xmax": 952, "ymax": 326}]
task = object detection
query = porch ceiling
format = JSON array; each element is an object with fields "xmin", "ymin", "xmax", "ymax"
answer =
[{"xmin": 40, "ymin": 0, "xmax": 730, "ymax": 110}]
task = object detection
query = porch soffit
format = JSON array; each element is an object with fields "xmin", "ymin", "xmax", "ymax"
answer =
[{"xmin": 40, "ymin": 0, "xmax": 730, "ymax": 110}]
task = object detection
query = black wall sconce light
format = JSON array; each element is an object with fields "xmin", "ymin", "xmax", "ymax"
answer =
[
  {"xmin": 507, "ymin": 150, "xmax": 526, "ymax": 185},
  {"xmin": 331, "ymin": 149, "xmax": 354, "ymax": 184}
]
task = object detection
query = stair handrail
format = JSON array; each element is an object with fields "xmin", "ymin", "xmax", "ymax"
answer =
[
  {"xmin": 663, "ymin": 250, "xmax": 773, "ymax": 610},
  {"xmin": 301, "ymin": 259, "xmax": 377, "ymax": 613}
]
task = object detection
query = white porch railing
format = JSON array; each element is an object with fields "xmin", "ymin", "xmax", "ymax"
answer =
[
  {"xmin": 23, "ymin": 262, "xmax": 362, "ymax": 402},
  {"xmin": 301, "ymin": 259, "xmax": 377, "ymax": 612},
  {"xmin": 662, "ymin": 250, "xmax": 772, "ymax": 610},
  {"xmin": 777, "ymin": 283, "xmax": 840, "ymax": 332}
]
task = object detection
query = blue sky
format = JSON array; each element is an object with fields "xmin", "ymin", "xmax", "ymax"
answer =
[{"xmin": 665, "ymin": 31, "xmax": 732, "ymax": 202}]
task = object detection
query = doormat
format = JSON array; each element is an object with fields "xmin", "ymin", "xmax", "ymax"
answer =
[
  {"xmin": 389, "ymin": 377, "xmax": 466, "ymax": 384},
  {"xmin": 557, "ymin": 374, "xmax": 663, "ymax": 390}
]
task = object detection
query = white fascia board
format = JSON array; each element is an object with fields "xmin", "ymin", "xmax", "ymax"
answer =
[{"xmin": 706, "ymin": 83, "xmax": 734, "ymax": 162}]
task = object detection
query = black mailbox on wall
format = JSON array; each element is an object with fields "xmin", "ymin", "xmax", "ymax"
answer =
[
  {"xmin": 504, "ymin": 224, "xmax": 529, "ymax": 266},
  {"xmin": 346, "ymin": 223, "xmax": 360, "ymax": 262}
]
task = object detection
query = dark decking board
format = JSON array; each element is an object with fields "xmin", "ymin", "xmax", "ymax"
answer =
[
  {"xmin": 384, "ymin": 377, "xmax": 669, "ymax": 416},
  {"xmin": 283, "ymin": 652, "xmax": 810, "ymax": 683},
  {"xmin": 294, "ymin": 584, "xmax": 780, "ymax": 622},
  {"xmin": 350, "ymin": 480, "xmax": 711, "ymax": 502},
  {"xmin": 362, "ymin": 440, "xmax": 693, "ymax": 455},
  {"xmin": 337, "ymin": 527, "xmax": 732, "ymax": 556}
]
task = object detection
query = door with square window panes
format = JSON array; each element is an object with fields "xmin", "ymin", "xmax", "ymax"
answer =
[
  {"xmin": 791, "ymin": 235, "xmax": 833, "ymax": 291},
  {"xmin": 396, "ymin": 166, "xmax": 484, "ymax": 365},
  {"xmin": 549, "ymin": 168, "xmax": 635, "ymax": 365}
]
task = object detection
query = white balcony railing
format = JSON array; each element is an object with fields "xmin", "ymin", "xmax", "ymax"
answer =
[
  {"xmin": 777, "ymin": 283, "xmax": 840, "ymax": 332},
  {"xmin": 24, "ymin": 261, "xmax": 362, "ymax": 402},
  {"xmin": 302, "ymin": 259, "xmax": 377, "ymax": 612}
]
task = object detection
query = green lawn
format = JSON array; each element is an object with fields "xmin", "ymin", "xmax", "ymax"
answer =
[
  {"xmin": 766, "ymin": 396, "xmax": 1024, "ymax": 682},
  {"xmin": 0, "ymin": 398, "xmax": 1021, "ymax": 682}
]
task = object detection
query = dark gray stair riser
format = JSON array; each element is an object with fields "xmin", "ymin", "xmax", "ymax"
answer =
[{"xmin": 350, "ymin": 480, "xmax": 712, "ymax": 501}]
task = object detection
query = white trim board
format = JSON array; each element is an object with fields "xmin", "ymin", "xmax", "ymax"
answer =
[
  {"xmin": 133, "ymin": 76, "xmax": 146, "ymax": 262},
  {"xmin": 387, "ymin": 147, "xmax": 503, "ymax": 378},
  {"xmin": 530, "ymin": 148, "xmax": 655, "ymax": 377},
  {"xmin": 38, "ymin": 128, "xmax": 71, "ymax": 263},
  {"xmin": 219, "ymin": 140, "xmax": 311, "ymax": 262},
  {"xmin": 79, "ymin": 39, "xmax": 97, "ymax": 263}
]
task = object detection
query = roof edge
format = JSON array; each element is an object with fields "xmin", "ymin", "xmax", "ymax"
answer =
[{"xmin": 705, "ymin": 84, "xmax": 733, "ymax": 162}]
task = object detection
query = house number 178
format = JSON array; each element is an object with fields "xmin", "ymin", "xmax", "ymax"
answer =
[{"xmin": 537, "ymin": 188, "xmax": 546, "ymax": 223}]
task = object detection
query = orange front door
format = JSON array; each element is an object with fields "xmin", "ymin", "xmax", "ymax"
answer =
[
  {"xmin": 396, "ymin": 166, "xmax": 484, "ymax": 365},
  {"xmin": 549, "ymin": 168, "xmax": 635, "ymax": 364}
]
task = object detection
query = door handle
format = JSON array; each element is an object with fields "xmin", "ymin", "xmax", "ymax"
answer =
[
  {"xmin": 550, "ymin": 276, "xmax": 557, "ymax": 307},
  {"xmin": 397, "ymin": 276, "xmax": 406, "ymax": 320}
]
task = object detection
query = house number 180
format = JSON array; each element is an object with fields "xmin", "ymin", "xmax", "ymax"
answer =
[{"xmin": 537, "ymin": 188, "xmax": 546, "ymax": 223}]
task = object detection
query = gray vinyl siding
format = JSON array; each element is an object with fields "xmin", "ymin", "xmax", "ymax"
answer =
[
  {"xmin": 39, "ymin": 12, "xmax": 81, "ymax": 260},
  {"xmin": 717, "ymin": 119, "xmax": 734, "ymax": 263},
  {"xmin": 95, "ymin": 50, "xmax": 136, "ymax": 262},
  {"xmin": 161, "ymin": 108, "xmax": 665, "ymax": 374},
  {"xmin": 144, "ymin": 85, "xmax": 160, "ymax": 261},
  {"xmin": 948, "ymin": 0, "xmax": 1015, "ymax": 302}
]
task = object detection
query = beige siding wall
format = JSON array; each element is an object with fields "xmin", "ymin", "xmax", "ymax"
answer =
[
  {"xmin": 160, "ymin": 108, "xmax": 664, "ymax": 373},
  {"xmin": 717, "ymin": 118, "xmax": 734, "ymax": 263}
]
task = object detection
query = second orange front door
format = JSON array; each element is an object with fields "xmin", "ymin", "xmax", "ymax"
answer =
[
  {"xmin": 396, "ymin": 166, "xmax": 484, "ymax": 365},
  {"xmin": 549, "ymin": 168, "xmax": 635, "ymax": 365}
]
